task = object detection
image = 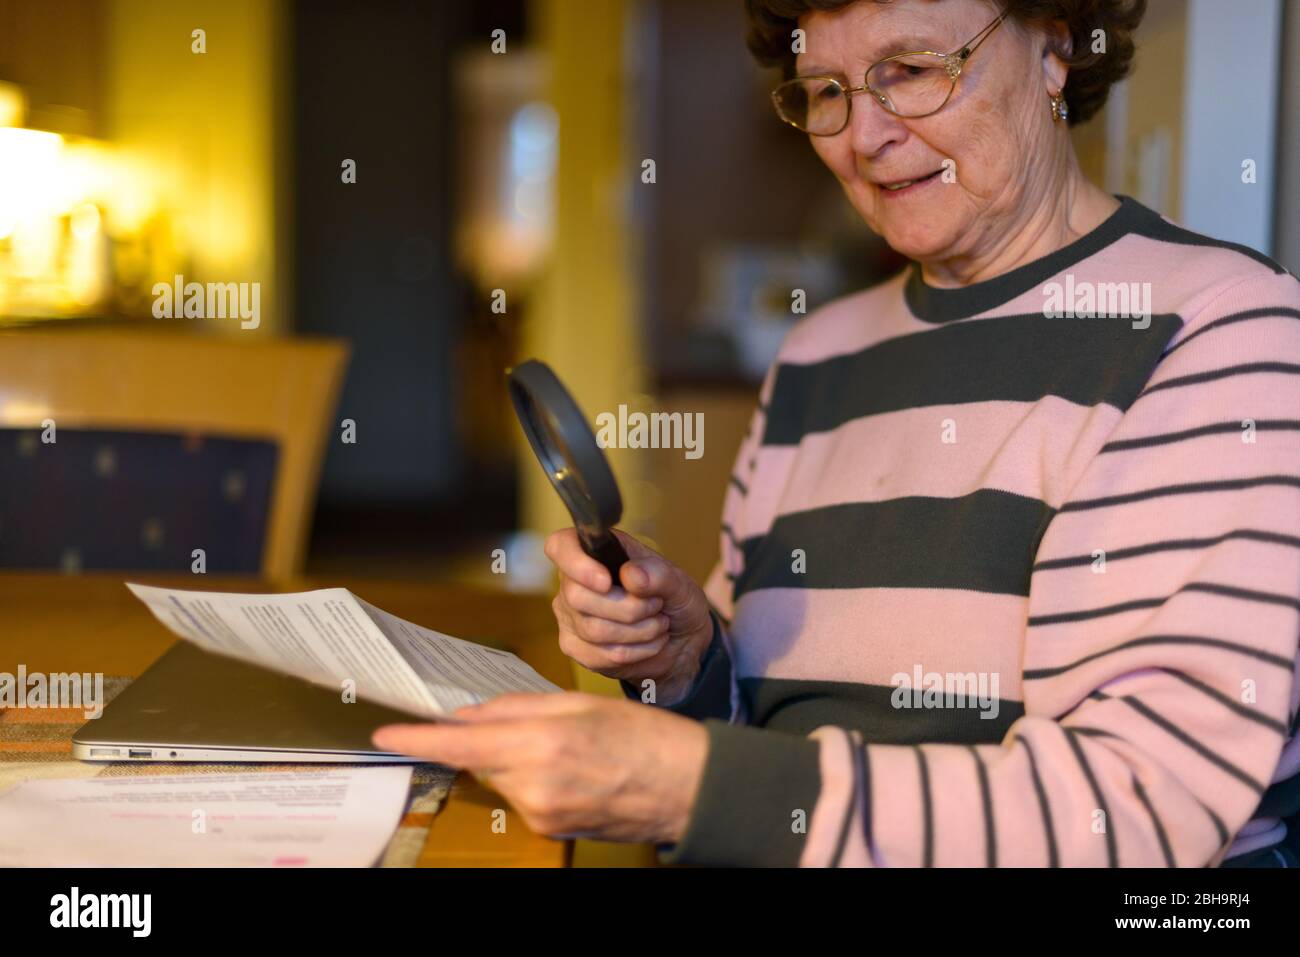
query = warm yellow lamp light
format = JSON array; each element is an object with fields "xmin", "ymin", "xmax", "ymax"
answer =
[
  {"xmin": 0, "ymin": 82, "xmax": 26, "ymax": 127},
  {"xmin": 0, "ymin": 128, "xmax": 65, "ymax": 252}
]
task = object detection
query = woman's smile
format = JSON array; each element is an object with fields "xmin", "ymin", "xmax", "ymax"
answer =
[{"xmin": 875, "ymin": 167, "xmax": 945, "ymax": 197}]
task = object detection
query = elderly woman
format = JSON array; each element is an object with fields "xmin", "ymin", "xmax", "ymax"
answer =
[{"xmin": 376, "ymin": 0, "xmax": 1300, "ymax": 867}]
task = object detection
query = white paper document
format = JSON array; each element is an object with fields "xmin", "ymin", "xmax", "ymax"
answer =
[
  {"xmin": 125, "ymin": 583, "xmax": 561, "ymax": 719},
  {"xmin": 0, "ymin": 767, "xmax": 413, "ymax": 867}
]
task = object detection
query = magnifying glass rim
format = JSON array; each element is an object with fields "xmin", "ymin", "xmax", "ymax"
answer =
[{"xmin": 507, "ymin": 359, "xmax": 624, "ymax": 529}]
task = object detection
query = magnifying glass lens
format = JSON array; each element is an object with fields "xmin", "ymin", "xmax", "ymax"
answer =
[{"xmin": 507, "ymin": 361, "xmax": 630, "ymax": 580}]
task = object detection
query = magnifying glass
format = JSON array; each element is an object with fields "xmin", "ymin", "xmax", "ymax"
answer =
[{"xmin": 507, "ymin": 359, "xmax": 630, "ymax": 581}]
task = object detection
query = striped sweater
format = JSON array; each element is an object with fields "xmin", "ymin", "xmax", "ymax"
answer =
[{"xmin": 653, "ymin": 196, "xmax": 1300, "ymax": 867}]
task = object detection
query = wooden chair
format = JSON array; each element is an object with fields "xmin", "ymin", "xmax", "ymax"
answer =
[{"xmin": 0, "ymin": 326, "xmax": 348, "ymax": 579}]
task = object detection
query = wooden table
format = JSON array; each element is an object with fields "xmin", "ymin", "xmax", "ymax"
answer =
[{"xmin": 0, "ymin": 571, "xmax": 573, "ymax": 868}]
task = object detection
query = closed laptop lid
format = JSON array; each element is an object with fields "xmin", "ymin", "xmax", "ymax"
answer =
[{"xmin": 74, "ymin": 641, "xmax": 421, "ymax": 758}]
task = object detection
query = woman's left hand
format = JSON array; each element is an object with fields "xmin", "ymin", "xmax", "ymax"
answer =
[{"xmin": 372, "ymin": 692, "xmax": 709, "ymax": 844}]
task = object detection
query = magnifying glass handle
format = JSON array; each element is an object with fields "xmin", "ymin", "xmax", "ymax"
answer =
[{"xmin": 582, "ymin": 530, "xmax": 629, "ymax": 583}]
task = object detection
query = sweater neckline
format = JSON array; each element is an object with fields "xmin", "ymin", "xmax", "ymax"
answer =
[{"xmin": 904, "ymin": 195, "xmax": 1150, "ymax": 324}]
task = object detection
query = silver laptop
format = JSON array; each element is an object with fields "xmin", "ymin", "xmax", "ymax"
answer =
[{"xmin": 73, "ymin": 642, "xmax": 423, "ymax": 763}]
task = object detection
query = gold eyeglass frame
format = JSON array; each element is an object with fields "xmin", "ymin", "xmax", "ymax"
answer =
[{"xmin": 772, "ymin": 8, "xmax": 1008, "ymax": 135}]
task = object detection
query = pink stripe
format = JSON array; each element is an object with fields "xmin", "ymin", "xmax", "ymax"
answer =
[
  {"xmin": 730, "ymin": 587, "xmax": 1025, "ymax": 698},
  {"xmin": 1035, "ymin": 500, "xmax": 1300, "ymax": 601},
  {"xmin": 777, "ymin": 272, "xmax": 911, "ymax": 365},
  {"xmin": 1027, "ymin": 568, "xmax": 1300, "ymax": 648},
  {"xmin": 926, "ymin": 744, "xmax": 993, "ymax": 866},
  {"xmin": 1030, "ymin": 543, "xmax": 1300, "ymax": 616},
  {"xmin": 745, "ymin": 399, "xmax": 1119, "ymax": 520},
  {"xmin": 1071, "ymin": 432, "xmax": 1300, "ymax": 507},
  {"xmin": 862, "ymin": 742, "xmax": 927, "ymax": 866},
  {"xmin": 801, "ymin": 727, "xmax": 874, "ymax": 867}
]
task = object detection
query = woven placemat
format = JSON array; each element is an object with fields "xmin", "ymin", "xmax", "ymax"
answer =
[{"xmin": 0, "ymin": 676, "xmax": 455, "ymax": 867}]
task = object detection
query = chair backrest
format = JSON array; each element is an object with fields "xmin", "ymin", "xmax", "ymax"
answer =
[
  {"xmin": 0, "ymin": 327, "xmax": 348, "ymax": 579},
  {"xmin": 0, "ymin": 425, "xmax": 279, "ymax": 574}
]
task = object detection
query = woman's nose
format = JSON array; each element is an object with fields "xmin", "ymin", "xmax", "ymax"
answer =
[{"xmin": 845, "ymin": 88, "xmax": 908, "ymax": 158}]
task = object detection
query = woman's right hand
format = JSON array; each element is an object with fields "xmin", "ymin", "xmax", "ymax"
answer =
[{"xmin": 544, "ymin": 528, "xmax": 715, "ymax": 707}]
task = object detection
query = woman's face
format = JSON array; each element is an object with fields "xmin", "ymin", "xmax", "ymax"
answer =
[{"xmin": 799, "ymin": 0, "xmax": 1064, "ymax": 264}]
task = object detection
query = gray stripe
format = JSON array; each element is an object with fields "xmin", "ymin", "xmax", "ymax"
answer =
[
  {"xmin": 1028, "ymin": 580, "xmax": 1300, "ymax": 627},
  {"xmin": 1135, "ymin": 362, "xmax": 1300, "ymax": 401},
  {"xmin": 855, "ymin": 741, "xmax": 873, "ymax": 865},
  {"xmin": 1064, "ymin": 728, "xmax": 1118, "ymax": 867},
  {"xmin": 1164, "ymin": 306, "xmax": 1300, "ymax": 355},
  {"xmin": 1059, "ymin": 474, "xmax": 1300, "ymax": 513},
  {"xmin": 1023, "ymin": 634, "xmax": 1295, "ymax": 680},
  {"xmin": 738, "ymin": 675, "xmax": 1022, "ymax": 743},
  {"xmin": 829, "ymin": 730, "xmax": 858, "ymax": 868},
  {"xmin": 968, "ymin": 744, "xmax": 996, "ymax": 868},
  {"xmin": 1101, "ymin": 419, "xmax": 1300, "ymax": 453},
  {"xmin": 1131, "ymin": 773, "xmax": 1176, "ymax": 867},
  {"xmin": 915, "ymin": 746, "xmax": 934, "ymax": 867},
  {"xmin": 736, "ymin": 490, "xmax": 1052, "ymax": 599},
  {"xmin": 762, "ymin": 308, "xmax": 1179, "ymax": 444},
  {"xmin": 1118, "ymin": 695, "xmax": 1268, "ymax": 795},
  {"xmin": 1033, "ymin": 528, "xmax": 1300, "ymax": 571},
  {"xmin": 1068, "ymin": 725, "xmax": 1232, "ymax": 849},
  {"xmin": 1164, "ymin": 669, "xmax": 1290, "ymax": 735},
  {"xmin": 1017, "ymin": 736, "xmax": 1059, "ymax": 866}
]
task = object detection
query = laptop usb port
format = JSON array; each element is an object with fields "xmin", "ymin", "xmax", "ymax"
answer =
[{"xmin": 128, "ymin": 749, "xmax": 152, "ymax": 759}]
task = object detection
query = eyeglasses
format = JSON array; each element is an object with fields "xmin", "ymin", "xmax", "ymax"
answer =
[{"xmin": 771, "ymin": 9, "xmax": 1007, "ymax": 135}]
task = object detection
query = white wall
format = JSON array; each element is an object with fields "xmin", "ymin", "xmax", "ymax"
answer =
[{"xmin": 1179, "ymin": 0, "xmax": 1283, "ymax": 253}]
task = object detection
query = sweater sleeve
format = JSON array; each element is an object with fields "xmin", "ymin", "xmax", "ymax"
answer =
[{"xmin": 664, "ymin": 270, "xmax": 1300, "ymax": 867}]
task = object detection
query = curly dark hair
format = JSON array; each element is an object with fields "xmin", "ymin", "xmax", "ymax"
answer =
[{"xmin": 744, "ymin": 0, "xmax": 1146, "ymax": 126}]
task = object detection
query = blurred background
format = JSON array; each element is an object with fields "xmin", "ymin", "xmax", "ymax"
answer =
[{"xmin": 1, "ymin": 0, "xmax": 1298, "ymax": 623}]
